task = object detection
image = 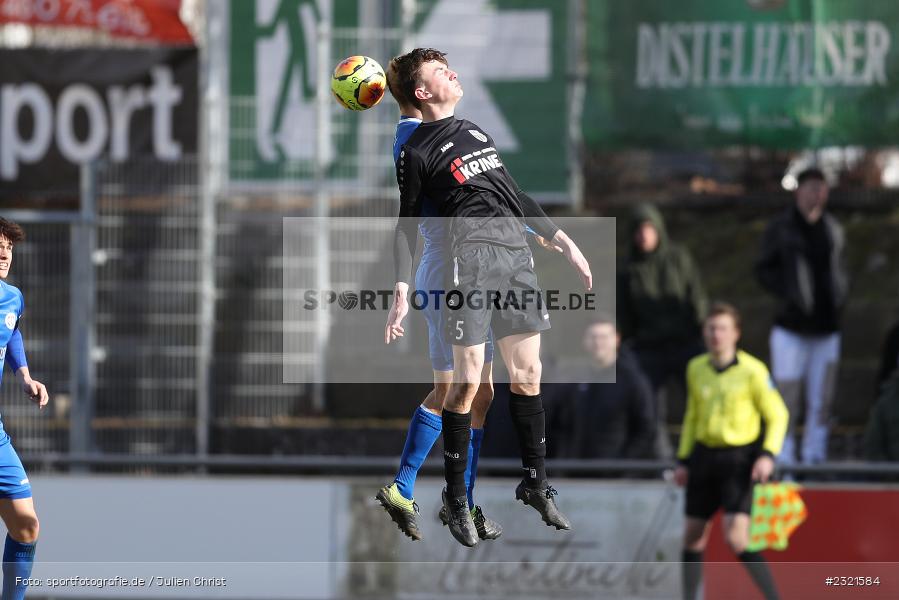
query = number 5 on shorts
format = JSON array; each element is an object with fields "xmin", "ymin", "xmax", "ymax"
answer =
[{"xmin": 455, "ymin": 320, "xmax": 464, "ymax": 340}]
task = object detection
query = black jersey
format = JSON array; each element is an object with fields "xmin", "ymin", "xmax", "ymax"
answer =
[{"xmin": 393, "ymin": 116, "xmax": 558, "ymax": 283}]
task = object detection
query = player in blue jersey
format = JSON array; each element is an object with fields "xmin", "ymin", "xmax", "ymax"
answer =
[
  {"xmin": 375, "ymin": 57, "xmax": 502, "ymax": 542},
  {"xmin": 0, "ymin": 218, "xmax": 48, "ymax": 600}
]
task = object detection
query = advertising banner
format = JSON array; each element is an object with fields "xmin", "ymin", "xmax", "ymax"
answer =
[
  {"xmin": 585, "ymin": 0, "xmax": 899, "ymax": 149},
  {"xmin": 0, "ymin": 0, "xmax": 192, "ymax": 44},
  {"xmin": 227, "ymin": 0, "xmax": 571, "ymax": 200},
  {"xmin": 0, "ymin": 48, "xmax": 198, "ymax": 196}
]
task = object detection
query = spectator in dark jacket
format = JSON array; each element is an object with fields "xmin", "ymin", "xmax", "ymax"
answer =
[
  {"xmin": 618, "ymin": 203, "xmax": 707, "ymax": 458},
  {"xmin": 755, "ymin": 167, "xmax": 848, "ymax": 465},
  {"xmin": 877, "ymin": 321, "xmax": 899, "ymax": 390},
  {"xmin": 864, "ymin": 371, "xmax": 899, "ymax": 462},
  {"xmin": 547, "ymin": 319, "xmax": 656, "ymax": 459}
]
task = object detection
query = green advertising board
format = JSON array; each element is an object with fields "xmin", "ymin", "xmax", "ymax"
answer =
[
  {"xmin": 228, "ymin": 0, "xmax": 361, "ymax": 184},
  {"xmin": 410, "ymin": 0, "xmax": 571, "ymax": 199},
  {"xmin": 585, "ymin": 0, "xmax": 899, "ymax": 149},
  {"xmin": 227, "ymin": 0, "xmax": 571, "ymax": 200}
]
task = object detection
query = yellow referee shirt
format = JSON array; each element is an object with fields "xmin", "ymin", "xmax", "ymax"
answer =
[{"xmin": 677, "ymin": 350, "xmax": 789, "ymax": 460}]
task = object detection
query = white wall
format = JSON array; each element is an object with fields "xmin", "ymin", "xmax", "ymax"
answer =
[{"xmin": 17, "ymin": 475, "xmax": 683, "ymax": 599}]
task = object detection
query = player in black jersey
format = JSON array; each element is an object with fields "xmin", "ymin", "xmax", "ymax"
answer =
[{"xmin": 386, "ymin": 48, "xmax": 592, "ymax": 547}]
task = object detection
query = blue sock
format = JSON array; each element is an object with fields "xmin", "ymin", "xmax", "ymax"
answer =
[
  {"xmin": 2, "ymin": 534, "xmax": 36, "ymax": 600},
  {"xmin": 465, "ymin": 428, "xmax": 485, "ymax": 509},
  {"xmin": 394, "ymin": 406, "xmax": 442, "ymax": 500}
]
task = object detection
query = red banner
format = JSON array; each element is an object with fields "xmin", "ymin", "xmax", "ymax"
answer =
[
  {"xmin": 0, "ymin": 0, "xmax": 192, "ymax": 44},
  {"xmin": 705, "ymin": 488, "xmax": 899, "ymax": 599}
]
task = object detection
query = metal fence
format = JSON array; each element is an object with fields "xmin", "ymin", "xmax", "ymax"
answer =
[
  {"xmin": 2, "ymin": 20, "xmax": 414, "ymax": 466},
  {"xmin": 0, "ymin": 212, "xmax": 73, "ymax": 455},
  {"xmin": 92, "ymin": 158, "xmax": 202, "ymax": 456}
]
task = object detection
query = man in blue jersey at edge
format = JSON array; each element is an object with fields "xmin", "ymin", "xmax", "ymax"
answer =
[
  {"xmin": 0, "ymin": 218, "xmax": 48, "ymax": 600},
  {"xmin": 375, "ymin": 56, "xmax": 502, "ymax": 542}
]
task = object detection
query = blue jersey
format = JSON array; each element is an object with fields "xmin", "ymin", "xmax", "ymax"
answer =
[
  {"xmin": 394, "ymin": 117, "xmax": 446, "ymax": 257},
  {"xmin": 393, "ymin": 116, "xmax": 421, "ymax": 163},
  {"xmin": 0, "ymin": 280, "xmax": 27, "ymax": 438},
  {"xmin": 0, "ymin": 281, "xmax": 26, "ymax": 384}
]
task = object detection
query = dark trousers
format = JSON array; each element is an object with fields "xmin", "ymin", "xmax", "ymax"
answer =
[{"xmin": 634, "ymin": 340, "xmax": 705, "ymax": 459}]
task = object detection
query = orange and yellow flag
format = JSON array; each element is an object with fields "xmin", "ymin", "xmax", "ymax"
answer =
[{"xmin": 747, "ymin": 482, "xmax": 808, "ymax": 552}]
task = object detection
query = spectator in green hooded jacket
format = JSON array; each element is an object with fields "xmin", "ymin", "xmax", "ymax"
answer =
[
  {"xmin": 618, "ymin": 203, "xmax": 708, "ymax": 458},
  {"xmin": 864, "ymin": 371, "xmax": 899, "ymax": 462}
]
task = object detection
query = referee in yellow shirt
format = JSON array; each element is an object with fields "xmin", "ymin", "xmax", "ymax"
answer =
[{"xmin": 674, "ymin": 302, "xmax": 789, "ymax": 600}]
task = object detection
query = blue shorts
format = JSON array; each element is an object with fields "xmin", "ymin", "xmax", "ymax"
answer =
[
  {"xmin": 0, "ymin": 434, "xmax": 31, "ymax": 500},
  {"xmin": 416, "ymin": 253, "xmax": 494, "ymax": 372}
]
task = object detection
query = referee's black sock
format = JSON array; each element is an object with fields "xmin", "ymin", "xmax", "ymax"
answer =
[
  {"xmin": 681, "ymin": 549, "xmax": 703, "ymax": 600},
  {"xmin": 441, "ymin": 409, "xmax": 471, "ymax": 499},
  {"xmin": 738, "ymin": 551, "xmax": 780, "ymax": 600},
  {"xmin": 509, "ymin": 392, "xmax": 547, "ymax": 488}
]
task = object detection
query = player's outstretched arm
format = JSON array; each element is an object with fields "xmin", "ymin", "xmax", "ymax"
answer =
[
  {"xmin": 385, "ymin": 282, "xmax": 410, "ymax": 344},
  {"xmin": 14, "ymin": 367, "xmax": 48, "ymax": 410},
  {"xmin": 388, "ymin": 221, "xmax": 416, "ymax": 343},
  {"xmin": 550, "ymin": 230, "xmax": 593, "ymax": 291},
  {"xmin": 514, "ymin": 190, "xmax": 561, "ymax": 252},
  {"xmin": 388, "ymin": 145, "xmax": 424, "ymax": 344},
  {"xmin": 6, "ymin": 329, "xmax": 46, "ymax": 408},
  {"xmin": 516, "ymin": 189, "xmax": 559, "ymax": 240}
]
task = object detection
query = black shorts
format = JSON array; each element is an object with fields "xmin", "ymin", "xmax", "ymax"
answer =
[
  {"xmin": 685, "ymin": 443, "xmax": 757, "ymax": 520},
  {"xmin": 444, "ymin": 244, "xmax": 551, "ymax": 346}
]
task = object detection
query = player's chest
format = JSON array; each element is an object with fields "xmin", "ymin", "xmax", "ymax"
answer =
[
  {"xmin": 0, "ymin": 295, "xmax": 19, "ymax": 347},
  {"xmin": 425, "ymin": 131, "xmax": 504, "ymax": 186}
]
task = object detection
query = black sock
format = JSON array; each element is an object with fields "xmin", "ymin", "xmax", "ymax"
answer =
[
  {"xmin": 441, "ymin": 409, "xmax": 471, "ymax": 499},
  {"xmin": 509, "ymin": 392, "xmax": 547, "ymax": 488},
  {"xmin": 738, "ymin": 551, "xmax": 780, "ymax": 600},
  {"xmin": 681, "ymin": 549, "xmax": 703, "ymax": 600}
]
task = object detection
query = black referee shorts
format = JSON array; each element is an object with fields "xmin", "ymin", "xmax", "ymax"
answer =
[
  {"xmin": 444, "ymin": 244, "xmax": 550, "ymax": 346},
  {"xmin": 685, "ymin": 442, "xmax": 757, "ymax": 520}
]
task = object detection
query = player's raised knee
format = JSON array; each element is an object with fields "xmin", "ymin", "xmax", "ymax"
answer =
[
  {"xmin": 429, "ymin": 382, "xmax": 451, "ymax": 411},
  {"xmin": 511, "ymin": 360, "xmax": 541, "ymax": 390},
  {"xmin": 451, "ymin": 381, "xmax": 479, "ymax": 398},
  {"xmin": 443, "ymin": 382, "xmax": 479, "ymax": 413},
  {"xmin": 10, "ymin": 516, "xmax": 39, "ymax": 543}
]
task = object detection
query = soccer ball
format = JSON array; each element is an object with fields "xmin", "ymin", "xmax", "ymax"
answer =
[{"xmin": 331, "ymin": 56, "xmax": 386, "ymax": 111}]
